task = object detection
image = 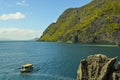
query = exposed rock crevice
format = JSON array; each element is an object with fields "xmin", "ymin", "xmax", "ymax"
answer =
[{"xmin": 77, "ymin": 54, "xmax": 120, "ymax": 80}]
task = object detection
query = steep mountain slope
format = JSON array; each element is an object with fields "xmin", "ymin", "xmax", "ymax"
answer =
[{"xmin": 38, "ymin": 0, "xmax": 120, "ymax": 45}]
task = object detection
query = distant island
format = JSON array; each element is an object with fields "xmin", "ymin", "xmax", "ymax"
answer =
[{"xmin": 38, "ymin": 0, "xmax": 120, "ymax": 46}]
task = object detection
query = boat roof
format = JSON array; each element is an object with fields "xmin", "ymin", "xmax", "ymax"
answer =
[{"xmin": 22, "ymin": 64, "xmax": 33, "ymax": 67}]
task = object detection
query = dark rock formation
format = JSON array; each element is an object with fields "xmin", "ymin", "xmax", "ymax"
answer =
[
  {"xmin": 77, "ymin": 54, "xmax": 120, "ymax": 80},
  {"xmin": 112, "ymin": 62, "xmax": 120, "ymax": 80},
  {"xmin": 112, "ymin": 29, "xmax": 120, "ymax": 46}
]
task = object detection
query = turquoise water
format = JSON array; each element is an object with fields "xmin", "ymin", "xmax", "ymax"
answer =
[{"xmin": 0, "ymin": 41, "xmax": 120, "ymax": 80}]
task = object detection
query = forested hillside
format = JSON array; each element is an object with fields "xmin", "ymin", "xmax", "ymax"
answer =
[{"xmin": 39, "ymin": 0, "xmax": 120, "ymax": 45}]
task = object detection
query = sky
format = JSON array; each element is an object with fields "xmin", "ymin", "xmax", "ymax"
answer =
[{"xmin": 0, "ymin": 0, "xmax": 92, "ymax": 40}]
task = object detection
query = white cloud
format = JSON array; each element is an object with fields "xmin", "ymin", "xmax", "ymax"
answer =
[
  {"xmin": 16, "ymin": 0, "xmax": 29, "ymax": 6},
  {"xmin": 0, "ymin": 12, "xmax": 25, "ymax": 20},
  {"xmin": 0, "ymin": 28, "xmax": 42, "ymax": 40}
]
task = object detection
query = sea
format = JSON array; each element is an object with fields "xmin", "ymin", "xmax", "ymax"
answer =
[{"xmin": 0, "ymin": 41, "xmax": 120, "ymax": 80}]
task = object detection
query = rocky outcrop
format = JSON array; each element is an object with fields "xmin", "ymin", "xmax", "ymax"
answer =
[
  {"xmin": 77, "ymin": 54, "xmax": 120, "ymax": 80},
  {"xmin": 112, "ymin": 62, "xmax": 120, "ymax": 80}
]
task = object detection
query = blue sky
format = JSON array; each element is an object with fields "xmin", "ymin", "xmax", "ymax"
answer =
[{"xmin": 0, "ymin": 0, "xmax": 92, "ymax": 40}]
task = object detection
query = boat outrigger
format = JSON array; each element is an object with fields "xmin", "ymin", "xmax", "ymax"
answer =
[{"xmin": 20, "ymin": 64, "xmax": 34, "ymax": 73}]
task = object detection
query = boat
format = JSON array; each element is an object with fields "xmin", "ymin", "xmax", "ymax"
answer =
[{"xmin": 20, "ymin": 64, "xmax": 34, "ymax": 73}]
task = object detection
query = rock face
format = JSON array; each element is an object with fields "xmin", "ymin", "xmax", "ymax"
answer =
[
  {"xmin": 112, "ymin": 62, "xmax": 120, "ymax": 80},
  {"xmin": 77, "ymin": 54, "xmax": 120, "ymax": 80}
]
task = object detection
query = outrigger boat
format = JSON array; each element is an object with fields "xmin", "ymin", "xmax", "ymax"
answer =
[{"xmin": 20, "ymin": 64, "xmax": 34, "ymax": 73}]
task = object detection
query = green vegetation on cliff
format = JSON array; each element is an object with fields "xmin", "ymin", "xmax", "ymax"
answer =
[{"xmin": 38, "ymin": 0, "xmax": 120, "ymax": 45}]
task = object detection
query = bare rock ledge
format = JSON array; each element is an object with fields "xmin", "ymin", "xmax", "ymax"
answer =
[{"xmin": 77, "ymin": 54, "xmax": 120, "ymax": 80}]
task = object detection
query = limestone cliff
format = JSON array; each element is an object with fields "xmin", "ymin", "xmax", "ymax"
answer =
[
  {"xmin": 77, "ymin": 54, "xmax": 120, "ymax": 80},
  {"xmin": 39, "ymin": 0, "xmax": 120, "ymax": 45}
]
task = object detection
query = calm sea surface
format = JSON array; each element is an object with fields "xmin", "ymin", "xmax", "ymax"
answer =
[{"xmin": 0, "ymin": 41, "xmax": 120, "ymax": 80}]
